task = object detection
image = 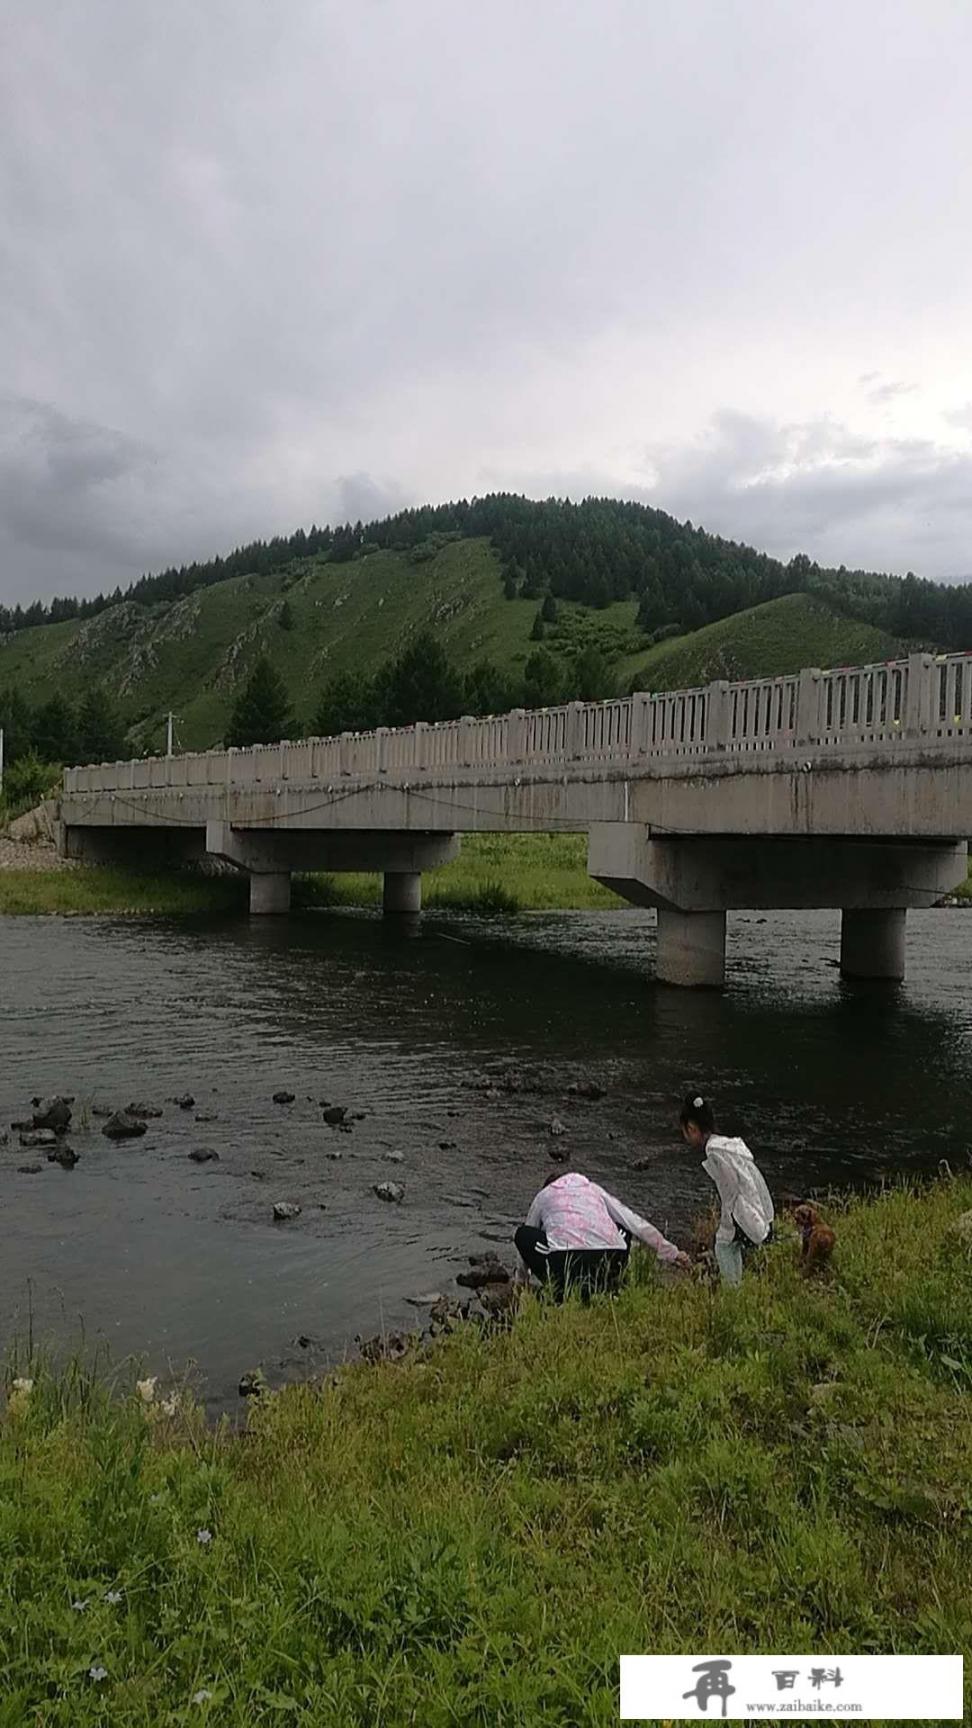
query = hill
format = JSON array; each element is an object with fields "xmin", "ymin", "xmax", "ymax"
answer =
[
  {"xmin": 620, "ymin": 592, "xmax": 901, "ymax": 692},
  {"xmin": 0, "ymin": 537, "xmax": 906, "ymax": 755}
]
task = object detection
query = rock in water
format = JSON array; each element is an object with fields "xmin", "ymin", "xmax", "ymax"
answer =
[
  {"xmin": 373, "ymin": 1181, "xmax": 404, "ymax": 1204},
  {"xmin": 383, "ymin": 1150, "xmax": 405, "ymax": 1163},
  {"xmin": 568, "ymin": 1079, "xmax": 606, "ymax": 1100},
  {"xmin": 19, "ymin": 1128, "xmax": 57, "ymax": 1148},
  {"xmin": 127, "ymin": 1102, "xmax": 163, "ymax": 1119},
  {"xmin": 102, "ymin": 1113, "xmax": 147, "ymax": 1140},
  {"xmin": 322, "ymin": 1105, "xmax": 347, "ymax": 1126},
  {"xmin": 547, "ymin": 1117, "xmax": 568, "ymax": 1137},
  {"xmin": 189, "ymin": 1147, "xmax": 220, "ymax": 1163},
  {"xmin": 272, "ymin": 1201, "xmax": 302, "ymax": 1221},
  {"xmin": 272, "ymin": 1091, "xmax": 296, "ymax": 1105},
  {"xmin": 32, "ymin": 1096, "xmax": 72, "ymax": 1133},
  {"xmin": 175, "ymin": 1093, "xmax": 195, "ymax": 1110},
  {"xmin": 457, "ymin": 1254, "xmax": 510, "ymax": 1289},
  {"xmin": 194, "ymin": 1111, "xmax": 219, "ymax": 1123},
  {"xmin": 630, "ymin": 1156, "xmax": 653, "ymax": 1171},
  {"xmin": 238, "ymin": 1368, "xmax": 268, "ymax": 1397},
  {"xmin": 17, "ymin": 1163, "xmax": 43, "ymax": 1174},
  {"xmin": 47, "ymin": 1144, "xmax": 79, "ymax": 1168}
]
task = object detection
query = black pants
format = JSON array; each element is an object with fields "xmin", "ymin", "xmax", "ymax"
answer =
[{"xmin": 514, "ymin": 1225, "xmax": 629, "ymax": 1301}]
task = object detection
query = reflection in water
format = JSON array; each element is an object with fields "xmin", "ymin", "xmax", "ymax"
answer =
[{"xmin": 1, "ymin": 905, "xmax": 970, "ymax": 1408}]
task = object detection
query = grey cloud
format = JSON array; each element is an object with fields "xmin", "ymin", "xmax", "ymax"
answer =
[
  {"xmin": 644, "ymin": 412, "xmax": 972, "ymax": 577},
  {"xmin": 1, "ymin": 0, "xmax": 971, "ymax": 603}
]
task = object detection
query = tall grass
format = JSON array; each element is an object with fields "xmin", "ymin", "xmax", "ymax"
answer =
[
  {"xmin": 1, "ymin": 1179, "xmax": 970, "ymax": 1724},
  {"xmin": 1, "ymin": 836, "xmax": 622, "ymax": 917}
]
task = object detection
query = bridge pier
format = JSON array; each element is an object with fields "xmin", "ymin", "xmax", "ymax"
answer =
[
  {"xmin": 656, "ymin": 909, "xmax": 726, "ymax": 989},
  {"xmin": 249, "ymin": 871, "xmax": 291, "ymax": 916},
  {"xmin": 840, "ymin": 908, "xmax": 906, "ymax": 981},
  {"xmin": 383, "ymin": 870, "xmax": 422, "ymax": 915}
]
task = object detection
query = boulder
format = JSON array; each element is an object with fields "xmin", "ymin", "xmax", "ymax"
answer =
[
  {"xmin": 322, "ymin": 1105, "xmax": 347, "ymax": 1126},
  {"xmin": 383, "ymin": 1150, "xmax": 405, "ymax": 1163},
  {"xmin": 195, "ymin": 1111, "xmax": 219, "ymax": 1123},
  {"xmin": 102, "ymin": 1113, "xmax": 147, "ymax": 1140},
  {"xmin": 17, "ymin": 1163, "xmax": 43, "ymax": 1174},
  {"xmin": 567, "ymin": 1079, "xmax": 607, "ymax": 1101},
  {"xmin": 127, "ymin": 1102, "xmax": 163, "ymax": 1119},
  {"xmin": 47, "ymin": 1144, "xmax": 79, "ymax": 1168},
  {"xmin": 548, "ymin": 1145, "xmax": 568, "ymax": 1163},
  {"xmin": 32, "ymin": 1096, "xmax": 72, "ymax": 1133},
  {"xmin": 547, "ymin": 1117, "xmax": 568, "ymax": 1138},
  {"xmin": 91, "ymin": 1104, "xmax": 114, "ymax": 1118},
  {"xmin": 19, "ymin": 1129, "xmax": 57, "ymax": 1148},
  {"xmin": 238, "ymin": 1368, "xmax": 268, "ymax": 1398},
  {"xmin": 373, "ymin": 1181, "xmax": 404, "ymax": 1204},
  {"xmin": 189, "ymin": 1147, "xmax": 220, "ymax": 1164},
  {"xmin": 272, "ymin": 1091, "xmax": 296, "ymax": 1105},
  {"xmin": 404, "ymin": 1291, "xmax": 447, "ymax": 1307},
  {"xmin": 323, "ymin": 1148, "xmax": 343, "ymax": 1160},
  {"xmin": 272, "ymin": 1201, "xmax": 302, "ymax": 1221},
  {"xmin": 457, "ymin": 1253, "xmax": 510, "ymax": 1289},
  {"xmin": 175, "ymin": 1093, "xmax": 195, "ymax": 1110},
  {"xmin": 630, "ymin": 1156, "xmax": 654, "ymax": 1171}
]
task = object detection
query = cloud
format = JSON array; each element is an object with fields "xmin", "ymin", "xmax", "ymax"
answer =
[{"xmin": 643, "ymin": 411, "xmax": 972, "ymax": 577}]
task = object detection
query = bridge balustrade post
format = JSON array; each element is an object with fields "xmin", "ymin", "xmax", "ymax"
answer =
[
  {"xmin": 566, "ymin": 701, "xmax": 585, "ymax": 759},
  {"xmin": 413, "ymin": 721, "xmax": 429, "ymax": 770},
  {"xmin": 630, "ymin": 693, "xmax": 652, "ymax": 756},
  {"xmin": 796, "ymin": 668, "xmax": 822, "ymax": 745},
  {"xmin": 704, "ymin": 681, "xmax": 729, "ymax": 753},
  {"xmin": 507, "ymin": 709, "xmax": 526, "ymax": 764},
  {"xmin": 905, "ymin": 653, "xmax": 934, "ymax": 739},
  {"xmin": 376, "ymin": 727, "xmax": 389, "ymax": 773}
]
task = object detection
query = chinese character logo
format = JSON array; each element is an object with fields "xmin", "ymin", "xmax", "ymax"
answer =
[{"xmin": 683, "ymin": 1659, "xmax": 736, "ymax": 1717}]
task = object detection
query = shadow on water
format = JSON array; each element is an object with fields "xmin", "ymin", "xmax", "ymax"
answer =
[{"xmin": 1, "ymin": 903, "xmax": 970, "ymax": 1407}]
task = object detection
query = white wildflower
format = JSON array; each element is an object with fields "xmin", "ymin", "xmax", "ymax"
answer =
[
  {"xmin": 89, "ymin": 1665, "xmax": 108, "ymax": 1683},
  {"xmin": 71, "ymin": 1598, "xmax": 89, "ymax": 1613},
  {"xmin": 160, "ymin": 1394, "xmax": 180, "ymax": 1417},
  {"xmin": 196, "ymin": 1528, "xmax": 213, "ymax": 1546},
  {"xmin": 104, "ymin": 1589, "xmax": 123, "ymax": 1605},
  {"xmin": 11, "ymin": 1377, "xmax": 33, "ymax": 1396},
  {"xmin": 191, "ymin": 1690, "xmax": 214, "ymax": 1705},
  {"xmin": 136, "ymin": 1376, "xmax": 157, "ymax": 1404}
]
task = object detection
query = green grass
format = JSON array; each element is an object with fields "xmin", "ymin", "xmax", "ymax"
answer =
[
  {"xmin": 0, "ymin": 836, "xmax": 622, "ymax": 917},
  {"xmin": 621, "ymin": 592, "xmax": 902, "ymax": 692},
  {"xmin": 1, "ymin": 1178, "xmax": 970, "ymax": 1724},
  {"xmin": 0, "ymin": 869, "xmax": 250, "ymax": 917}
]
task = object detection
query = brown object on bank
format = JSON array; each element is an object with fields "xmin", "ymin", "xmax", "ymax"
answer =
[{"xmin": 793, "ymin": 1203, "xmax": 836, "ymax": 1275}]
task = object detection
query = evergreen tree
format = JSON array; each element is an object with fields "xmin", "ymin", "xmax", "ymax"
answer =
[
  {"xmin": 380, "ymin": 631, "xmax": 465, "ymax": 727},
  {"xmin": 530, "ymin": 611, "xmax": 545, "ymax": 642},
  {"xmin": 33, "ymin": 694, "xmax": 79, "ymax": 765},
  {"xmin": 315, "ymin": 670, "xmax": 377, "ymax": 736},
  {"xmin": 76, "ymin": 684, "xmax": 127, "ymax": 763},
  {"xmin": 278, "ymin": 600, "xmax": 295, "ymax": 631},
  {"xmin": 225, "ymin": 657, "xmax": 292, "ymax": 748},
  {"xmin": 541, "ymin": 593, "xmax": 558, "ymax": 624},
  {"xmin": 522, "ymin": 649, "xmax": 566, "ymax": 708},
  {"xmin": 570, "ymin": 644, "xmax": 615, "ymax": 701},
  {"xmin": 0, "ymin": 686, "xmax": 34, "ymax": 763},
  {"xmin": 464, "ymin": 660, "xmax": 520, "ymax": 716}
]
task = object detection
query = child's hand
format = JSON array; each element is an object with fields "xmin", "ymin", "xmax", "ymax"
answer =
[{"xmin": 673, "ymin": 1250, "xmax": 693, "ymax": 1271}]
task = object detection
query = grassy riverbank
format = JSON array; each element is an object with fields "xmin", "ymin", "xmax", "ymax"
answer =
[
  {"xmin": 0, "ymin": 834, "xmax": 620, "ymax": 916},
  {"xmin": 2, "ymin": 1178, "xmax": 970, "ymax": 1724}
]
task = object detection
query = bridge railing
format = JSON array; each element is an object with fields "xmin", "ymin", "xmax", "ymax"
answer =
[{"xmin": 62, "ymin": 650, "xmax": 972, "ymax": 794}]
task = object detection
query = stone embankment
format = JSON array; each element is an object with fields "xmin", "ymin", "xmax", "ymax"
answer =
[{"xmin": 0, "ymin": 801, "xmax": 72, "ymax": 872}]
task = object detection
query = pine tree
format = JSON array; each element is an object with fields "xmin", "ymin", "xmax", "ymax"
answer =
[
  {"xmin": 541, "ymin": 593, "xmax": 558, "ymax": 624},
  {"xmin": 76, "ymin": 685, "xmax": 127, "ymax": 764},
  {"xmin": 225, "ymin": 657, "xmax": 292, "ymax": 748},
  {"xmin": 278, "ymin": 600, "xmax": 295, "ymax": 631},
  {"xmin": 530, "ymin": 611, "xmax": 545, "ymax": 642},
  {"xmin": 315, "ymin": 671, "xmax": 377, "ymax": 736},
  {"xmin": 33, "ymin": 694, "xmax": 79, "ymax": 765},
  {"xmin": 380, "ymin": 631, "xmax": 464, "ymax": 727}
]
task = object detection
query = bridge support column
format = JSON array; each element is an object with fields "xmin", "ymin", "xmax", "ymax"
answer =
[
  {"xmin": 840, "ymin": 908, "xmax": 905, "ymax": 981},
  {"xmin": 656, "ymin": 909, "xmax": 726, "ymax": 989},
  {"xmin": 249, "ymin": 872, "xmax": 291, "ymax": 916},
  {"xmin": 383, "ymin": 870, "xmax": 421, "ymax": 915}
]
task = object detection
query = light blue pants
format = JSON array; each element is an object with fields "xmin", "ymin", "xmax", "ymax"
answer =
[{"xmin": 715, "ymin": 1239, "xmax": 744, "ymax": 1286}]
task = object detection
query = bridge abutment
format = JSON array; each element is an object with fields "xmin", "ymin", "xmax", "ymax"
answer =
[
  {"xmin": 383, "ymin": 870, "xmax": 422, "ymax": 915},
  {"xmin": 656, "ymin": 909, "xmax": 726, "ymax": 988},
  {"xmin": 839, "ymin": 908, "xmax": 906, "ymax": 981}
]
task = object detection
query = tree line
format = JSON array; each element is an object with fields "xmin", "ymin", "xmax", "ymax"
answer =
[
  {"xmin": 0, "ymin": 685, "xmax": 127, "ymax": 802},
  {"xmin": 225, "ymin": 634, "xmax": 617, "ymax": 750},
  {"xmin": 4, "ymin": 492, "xmax": 970, "ymax": 653}
]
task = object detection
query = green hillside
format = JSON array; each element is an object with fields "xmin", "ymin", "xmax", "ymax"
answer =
[
  {"xmin": 0, "ymin": 539, "xmax": 906, "ymax": 755},
  {"xmin": 620, "ymin": 592, "xmax": 902, "ymax": 693}
]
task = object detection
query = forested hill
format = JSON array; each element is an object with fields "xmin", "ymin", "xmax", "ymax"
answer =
[{"xmin": 2, "ymin": 492, "xmax": 970, "ymax": 650}]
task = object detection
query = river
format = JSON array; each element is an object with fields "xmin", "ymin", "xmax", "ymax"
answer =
[{"xmin": 2, "ymin": 906, "xmax": 970, "ymax": 1410}]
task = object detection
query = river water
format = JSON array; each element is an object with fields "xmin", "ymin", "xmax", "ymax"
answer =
[{"xmin": 2, "ymin": 906, "xmax": 971, "ymax": 1410}]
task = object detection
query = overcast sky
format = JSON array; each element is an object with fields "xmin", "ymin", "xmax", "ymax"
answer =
[{"xmin": 1, "ymin": 0, "xmax": 971, "ymax": 606}]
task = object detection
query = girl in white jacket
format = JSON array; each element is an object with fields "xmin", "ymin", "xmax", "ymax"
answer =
[{"xmin": 679, "ymin": 1092, "xmax": 774, "ymax": 1285}]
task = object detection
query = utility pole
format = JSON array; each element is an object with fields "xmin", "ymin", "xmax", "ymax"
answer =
[{"xmin": 166, "ymin": 712, "xmax": 175, "ymax": 758}]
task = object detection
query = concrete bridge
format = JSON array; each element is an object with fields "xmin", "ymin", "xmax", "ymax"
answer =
[{"xmin": 59, "ymin": 650, "xmax": 972, "ymax": 987}]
